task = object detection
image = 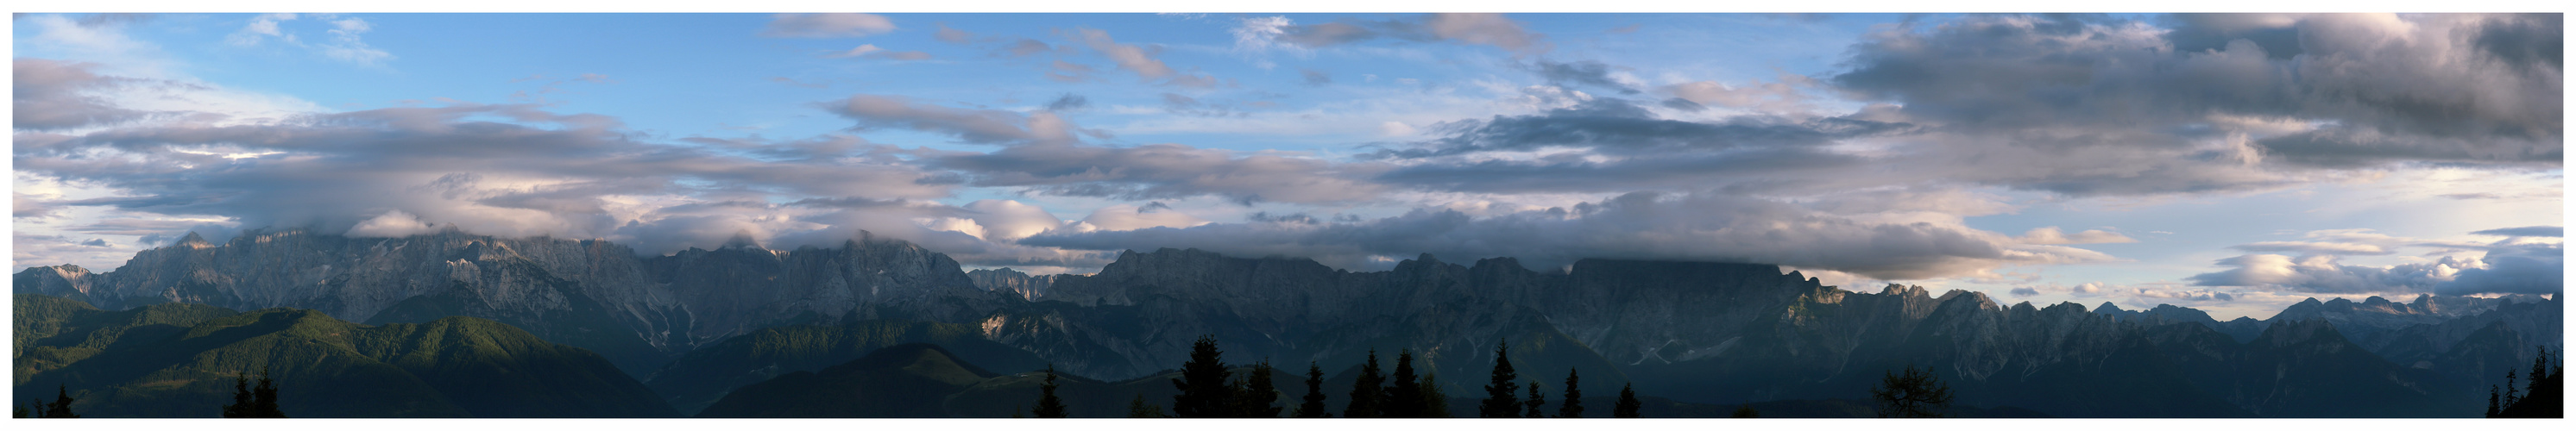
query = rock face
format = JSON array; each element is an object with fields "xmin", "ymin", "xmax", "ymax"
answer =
[{"xmin": 964, "ymin": 267, "xmax": 1062, "ymax": 300}]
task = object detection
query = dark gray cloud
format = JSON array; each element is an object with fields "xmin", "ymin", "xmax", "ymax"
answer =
[
  {"xmin": 1367, "ymin": 98, "xmax": 1913, "ymax": 159},
  {"xmin": 1042, "ymin": 93, "xmax": 1088, "ymax": 111},
  {"xmin": 2434, "ymin": 242, "xmax": 2562, "ymax": 296},
  {"xmin": 1834, "ymin": 14, "xmax": 2561, "ymax": 171},
  {"xmin": 1023, "ymin": 191, "xmax": 2112, "ymax": 279},
  {"xmin": 1528, "ymin": 59, "xmax": 1638, "ymax": 94},
  {"xmin": 2472, "ymin": 226, "xmax": 2563, "ymax": 237},
  {"xmin": 2008, "ymin": 286, "xmax": 2041, "ymax": 297}
]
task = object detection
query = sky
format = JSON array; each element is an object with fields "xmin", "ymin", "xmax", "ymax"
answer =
[{"xmin": 9, "ymin": 11, "xmax": 2564, "ymax": 320}]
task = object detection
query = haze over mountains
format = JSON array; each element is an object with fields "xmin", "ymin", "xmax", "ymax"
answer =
[{"xmin": 14, "ymin": 228, "xmax": 2563, "ymax": 417}]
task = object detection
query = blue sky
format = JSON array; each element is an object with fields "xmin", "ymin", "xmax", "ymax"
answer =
[{"xmin": 11, "ymin": 12, "xmax": 2563, "ymax": 319}]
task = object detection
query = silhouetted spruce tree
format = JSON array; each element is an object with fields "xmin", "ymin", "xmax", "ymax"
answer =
[
  {"xmin": 1294, "ymin": 361, "xmax": 1331, "ymax": 417},
  {"xmin": 1383, "ymin": 350, "xmax": 1424, "ymax": 417},
  {"xmin": 1419, "ymin": 372, "xmax": 1452, "ymax": 417},
  {"xmin": 1732, "ymin": 406, "xmax": 1760, "ymax": 418},
  {"xmin": 41, "ymin": 384, "xmax": 79, "ymax": 418},
  {"xmin": 1871, "ymin": 364, "xmax": 1954, "ymax": 418},
  {"xmin": 224, "ymin": 373, "xmax": 255, "ymax": 418},
  {"xmin": 1127, "ymin": 394, "xmax": 1167, "ymax": 418},
  {"xmin": 2488, "ymin": 385, "xmax": 2502, "ymax": 417},
  {"xmin": 1343, "ymin": 350, "xmax": 1385, "ymax": 418},
  {"xmin": 2504, "ymin": 370, "xmax": 2522, "ymax": 409},
  {"xmin": 242, "ymin": 367, "xmax": 285, "ymax": 418},
  {"xmin": 1240, "ymin": 359, "xmax": 1282, "ymax": 417},
  {"xmin": 1479, "ymin": 340, "xmax": 1521, "ymax": 417},
  {"xmin": 1612, "ymin": 384, "xmax": 1641, "ymax": 418},
  {"xmin": 1171, "ymin": 335, "xmax": 1232, "ymax": 418},
  {"xmin": 1557, "ymin": 368, "xmax": 1583, "ymax": 418},
  {"xmin": 1033, "ymin": 364, "xmax": 1068, "ymax": 418},
  {"xmin": 1523, "ymin": 381, "xmax": 1546, "ymax": 417}
]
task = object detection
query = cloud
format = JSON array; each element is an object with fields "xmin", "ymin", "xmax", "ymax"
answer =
[
  {"xmin": 221, "ymin": 14, "xmax": 393, "ymax": 66},
  {"xmin": 933, "ymin": 22, "xmax": 975, "ymax": 43},
  {"xmin": 1835, "ymin": 14, "xmax": 2560, "ymax": 172},
  {"xmin": 13, "ymin": 59, "xmax": 152, "ymax": 130},
  {"xmin": 15, "ymin": 97, "xmax": 961, "ymax": 257},
  {"xmin": 930, "ymin": 142, "xmax": 1392, "ymax": 205},
  {"xmin": 2016, "ymin": 227, "xmax": 2139, "ymax": 245},
  {"xmin": 1270, "ymin": 13, "xmax": 1551, "ymax": 54},
  {"xmin": 15, "ymin": 193, "xmax": 64, "ymax": 219},
  {"xmin": 1528, "ymin": 59, "xmax": 1639, "ymax": 95},
  {"xmin": 2471, "ymin": 226, "xmax": 2563, "ymax": 237},
  {"xmin": 1042, "ymin": 94, "xmax": 1089, "ymax": 111},
  {"xmin": 759, "ymin": 13, "xmax": 897, "ymax": 38},
  {"xmin": 2071, "ymin": 282, "xmax": 2105, "ymax": 295},
  {"xmin": 2434, "ymin": 241, "xmax": 2563, "ymax": 296},
  {"xmin": 1071, "ymin": 28, "xmax": 1174, "ymax": 78},
  {"xmin": 1023, "ymin": 191, "xmax": 2115, "ymax": 279},
  {"xmin": 2184, "ymin": 253, "xmax": 2467, "ymax": 294},
  {"xmin": 318, "ymin": 17, "xmax": 394, "ymax": 66},
  {"xmin": 825, "ymin": 44, "xmax": 934, "ymax": 60},
  {"xmin": 346, "ymin": 209, "xmax": 438, "ymax": 237},
  {"xmin": 2009, "ymin": 286, "xmax": 2041, "ymax": 297},
  {"xmin": 824, "ymin": 95, "xmax": 1080, "ymax": 145},
  {"xmin": 1301, "ymin": 69, "xmax": 1332, "ymax": 86}
]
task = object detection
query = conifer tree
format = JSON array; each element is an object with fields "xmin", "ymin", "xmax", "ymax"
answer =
[
  {"xmin": 1294, "ymin": 361, "xmax": 1330, "ymax": 417},
  {"xmin": 41, "ymin": 384, "xmax": 79, "ymax": 418},
  {"xmin": 244, "ymin": 367, "xmax": 285, "ymax": 418},
  {"xmin": 2529, "ymin": 347, "xmax": 2551, "ymax": 400},
  {"xmin": 1171, "ymin": 335, "xmax": 1232, "ymax": 418},
  {"xmin": 1613, "ymin": 384, "xmax": 1641, "ymax": 418},
  {"xmin": 1731, "ymin": 406, "xmax": 1760, "ymax": 418},
  {"xmin": 1419, "ymin": 372, "xmax": 1452, "ymax": 417},
  {"xmin": 1344, "ymin": 350, "xmax": 1384, "ymax": 418},
  {"xmin": 2503, "ymin": 370, "xmax": 2522, "ymax": 409},
  {"xmin": 1383, "ymin": 350, "xmax": 1424, "ymax": 417},
  {"xmin": 1126, "ymin": 394, "xmax": 1167, "ymax": 418},
  {"xmin": 1033, "ymin": 365, "xmax": 1068, "ymax": 418},
  {"xmin": 1241, "ymin": 359, "xmax": 1282, "ymax": 417},
  {"xmin": 2487, "ymin": 385, "xmax": 2502, "ymax": 417},
  {"xmin": 1523, "ymin": 381, "xmax": 1546, "ymax": 418},
  {"xmin": 224, "ymin": 373, "xmax": 254, "ymax": 418},
  {"xmin": 1479, "ymin": 340, "xmax": 1521, "ymax": 417},
  {"xmin": 1557, "ymin": 368, "xmax": 1583, "ymax": 418}
]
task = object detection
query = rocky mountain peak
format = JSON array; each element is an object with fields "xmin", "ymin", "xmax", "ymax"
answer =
[
  {"xmin": 2095, "ymin": 302, "xmax": 2124, "ymax": 314},
  {"xmin": 175, "ymin": 231, "xmax": 214, "ymax": 247}
]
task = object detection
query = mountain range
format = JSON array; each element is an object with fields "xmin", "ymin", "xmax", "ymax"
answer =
[{"xmin": 14, "ymin": 228, "xmax": 2562, "ymax": 417}]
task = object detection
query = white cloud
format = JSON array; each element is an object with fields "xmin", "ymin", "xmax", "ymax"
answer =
[{"xmin": 345, "ymin": 209, "xmax": 438, "ymax": 237}]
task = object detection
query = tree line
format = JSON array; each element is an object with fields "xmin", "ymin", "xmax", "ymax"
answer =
[
  {"xmin": 16, "ymin": 367, "xmax": 286, "ymax": 419},
  {"xmin": 2486, "ymin": 347, "xmax": 2563, "ymax": 418},
  {"xmin": 1038, "ymin": 335, "xmax": 1649, "ymax": 418}
]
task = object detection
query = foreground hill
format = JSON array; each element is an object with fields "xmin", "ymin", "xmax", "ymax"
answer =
[
  {"xmin": 11, "ymin": 294, "xmax": 675, "ymax": 417},
  {"xmin": 644, "ymin": 319, "xmax": 1049, "ymax": 415}
]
